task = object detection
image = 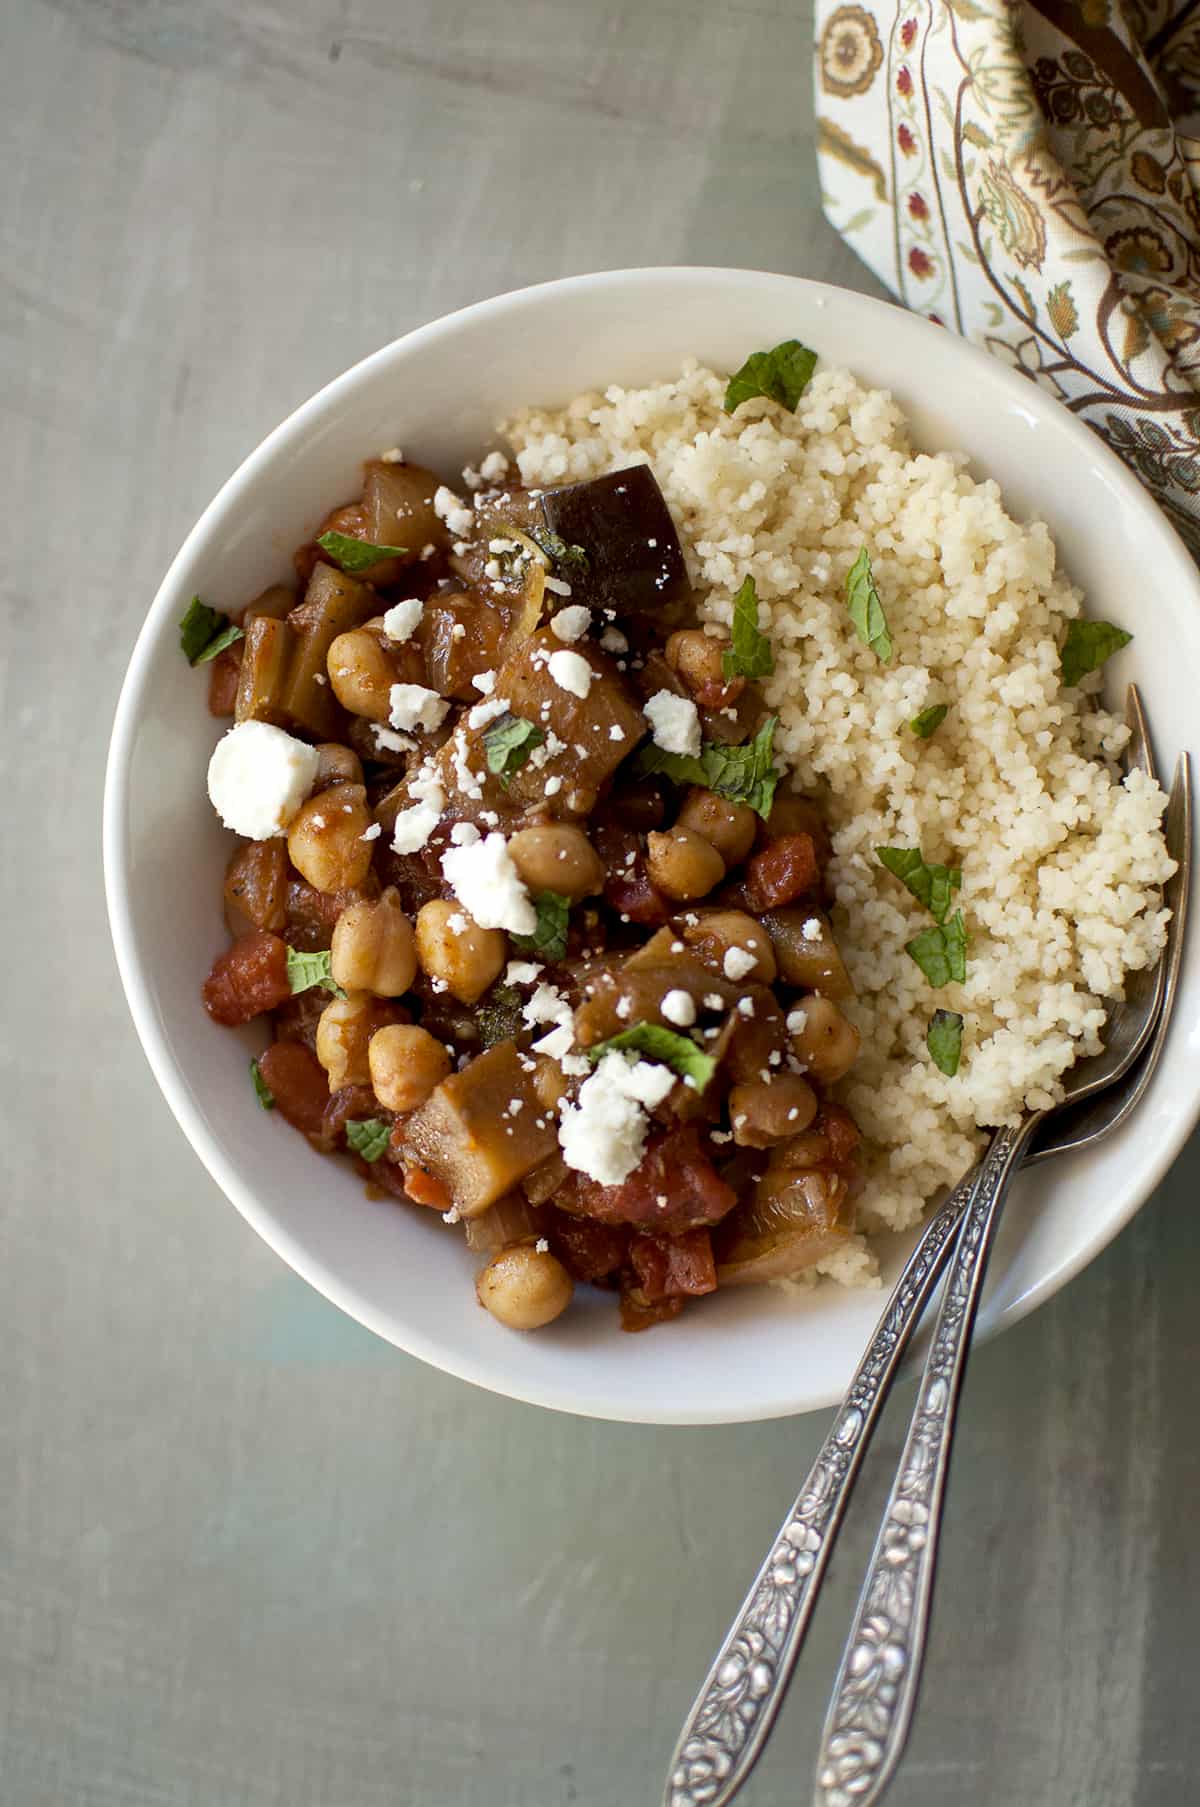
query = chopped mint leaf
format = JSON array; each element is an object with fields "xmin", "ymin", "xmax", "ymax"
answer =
[
  {"xmin": 285, "ymin": 946, "xmax": 346, "ymax": 998},
  {"xmin": 1060, "ymin": 618, "xmax": 1133, "ymax": 688},
  {"xmin": 635, "ymin": 716, "xmax": 780, "ymax": 819},
  {"xmin": 529, "ymin": 528, "xmax": 590, "ymax": 574},
  {"xmin": 510, "ymin": 892, "xmax": 570, "ymax": 962},
  {"xmin": 905, "ymin": 911, "xmax": 968, "ymax": 987},
  {"xmin": 723, "ymin": 574, "xmax": 775, "ymax": 681},
  {"xmin": 179, "ymin": 595, "xmax": 243, "ymax": 665},
  {"xmin": 482, "ymin": 713, "xmax": 545, "ymax": 784},
  {"xmin": 927, "ymin": 1010, "xmax": 964, "ymax": 1076},
  {"xmin": 346, "ymin": 1118, "xmax": 391, "ymax": 1162},
  {"xmin": 316, "ymin": 530, "xmax": 408, "ymax": 573},
  {"xmin": 910, "ymin": 703, "xmax": 949, "ymax": 739},
  {"xmin": 588, "ymin": 1023, "xmax": 717, "ymax": 1092},
  {"xmin": 876, "ymin": 846, "xmax": 962, "ymax": 924},
  {"xmin": 724, "ymin": 340, "xmax": 818, "ymax": 415},
  {"xmin": 845, "ymin": 547, "xmax": 893, "ymax": 663},
  {"xmin": 250, "ymin": 1057, "xmax": 274, "ymax": 1110},
  {"xmin": 478, "ymin": 985, "xmax": 525, "ymax": 1049}
]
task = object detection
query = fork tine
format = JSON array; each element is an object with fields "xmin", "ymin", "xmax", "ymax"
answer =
[{"xmin": 1124, "ymin": 683, "xmax": 1156, "ymax": 781}]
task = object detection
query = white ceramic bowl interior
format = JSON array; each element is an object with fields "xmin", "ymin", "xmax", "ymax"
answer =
[{"xmin": 104, "ymin": 268, "xmax": 1200, "ymax": 1423}]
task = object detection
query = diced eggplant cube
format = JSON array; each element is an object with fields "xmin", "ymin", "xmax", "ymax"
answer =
[{"xmin": 536, "ymin": 467, "xmax": 690, "ymax": 624}]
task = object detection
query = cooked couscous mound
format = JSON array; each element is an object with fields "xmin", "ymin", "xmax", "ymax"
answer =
[{"xmin": 506, "ymin": 360, "xmax": 1173, "ymax": 1267}]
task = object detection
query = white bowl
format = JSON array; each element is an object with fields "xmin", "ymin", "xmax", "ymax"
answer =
[{"xmin": 104, "ymin": 268, "xmax": 1200, "ymax": 1424}]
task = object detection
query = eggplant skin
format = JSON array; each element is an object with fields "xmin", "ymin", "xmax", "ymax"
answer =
[{"xmin": 537, "ymin": 467, "xmax": 691, "ymax": 624}]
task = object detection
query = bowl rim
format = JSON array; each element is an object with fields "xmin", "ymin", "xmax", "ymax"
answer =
[{"xmin": 103, "ymin": 265, "xmax": 1199, "ymax": 1423}]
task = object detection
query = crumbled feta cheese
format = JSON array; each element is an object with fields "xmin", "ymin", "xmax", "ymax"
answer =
[
  {"xmin": 802, "ymin": 918, "xmax": 823, "ymax": 940},
  {"xmin": 389, "ymin": 683, "xmax": 450, "ymax": 734},
  {"xmin": 461, "ymin": 465, "xmax": 483, "ymax": 491},
  {"xmin": 449, "ymin": 821, "xmax": 480, "ymax": 846},
  {"xmin": 380, "ymin": 446, "xmax": 404, "ymax": 463},
  {"xmin": 523, "ymin": 983, "xmax": 570, "ymax": 1030},
  {"xmin": 645, "ymin": 689, "xmax": 701, "ymax": 758},
  {"xmin": 768, "ymin": 1050, "xmax": 782, "ymax": 1067},
  {"xmin": 359, "ymin": 822, "xmax": 382, "ymax": 842},
  {"xmin": 534, "ymin": 1237, "xmax": 550, "ymax": 1254},
  {"xmin": 432, "ymin": 485, "xmax": 474, "ymax": 538},
  {"xmin": 391, "ymin": 803, "xmax": 441, "ymax": 854},
  {"xmin": 609, "ymin": 725, "xmax": 626, "ymax": 742},
  {"xmin": 556, "ymin": 1052, "xmax": 676, "ymax": 1186},
  {"xmin": 505, "ymin": 961, "xmax": 543, "ymax": 986},
  {"xmin": 547, "ymin": 649, "xmax": 592, "ymax": 698},
  {"xmin": 615, "ymin": 996, "xmax": 632, "ymax": 1021},
  {"xmin": 446, "ymin": 912, "xmax": 468, "ymax": 934},
  {"xmin": 442, "ymin": 1205, "xmax": 462, "ymax": 1224},
  {"xmin": 450, "ymin": 622, "xmax": 467, "ymax": 640},
  {"xmin": 441, "ymin": 832, "xmax": 536, "ymax": 934},
  {"xmin": 466, "ymin": 695, "xmax": 510, "ymax": 731},
  {"xmin": 724, "ymin": 946, "xmax": 758, "ymax": 981},
  {"xmin": 382, "ymin": 598, "xmax": 423, "ymax": 643},
  {"xmin": 544, "ymin": 775, "xmax": 563, "ymax": 796},
  {"xmin": 600, "ymin": 626, "xmax": 628, "ymax": 654},
  {"xmin": 480, "ymin": 450, "xmax": 510, "ymax": 483},
  {"xmin": 703, "ymin": 994, "xmax": 725, "ymax": 1012},
  {"xmin": 373, "ymin": 725, "xmax": 414, "ymax": 754},
  {"xmin": 472, "ymin": 669, "xmax": 496, "ymax": 695},
  {"xmin": 533, "ymin": 1023, "xmax": 574, "ymax": 1061},
  {"xmin": 737, "ymin": 998, "xmax": 756, "ymax": 1018},
  {"xmin": 206, "ymin": 721, "xmax": 319, "ymax": 841},
  {"xmin": 544, "ymin": 575, "xmax": 573, "ymax": 598},
  {"xmin": 786, "ymin": 1007, "xmax": 809, "ymax": 1034},
  {"xmin": 550, "ymin": 605, "xmax": 591, "ymax": 643},
  {"xmin": 661, "ymin": 989, "xmax": 697, "ymax": 1028}
]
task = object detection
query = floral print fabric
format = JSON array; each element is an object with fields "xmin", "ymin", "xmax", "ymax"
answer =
[{"xmin": 815, "ymin": 0, "xmax": 1200, "ymax": 553}]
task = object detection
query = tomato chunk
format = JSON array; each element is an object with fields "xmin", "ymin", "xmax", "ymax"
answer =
[
  {"xmin": 742, "ymin": 834, "xmax": 819, "ymax": 912},
  {"xmin": 630, "ymin": 1227, "xmax": 717, "ymax": 1300},
  {"xmin": 574, "ymin": 1126, "xmax": 738, "ymax": 1234},
  {"xmin": 257, "ymin": 1040, "xmax": 329, "ymax": 1138},
  {"xmin": 548, "ymin": 1210, "xmax": 629, "ymax": 1284},
  {"xmin": 203, "ymin": 930, "xmax": 291, "ymax": 1025}
]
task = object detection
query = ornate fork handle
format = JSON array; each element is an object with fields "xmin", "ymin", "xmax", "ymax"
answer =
[
  {"xmin": 664, "ymin": 1164, "xmax": 983, "ymax": 1807},
  {"xmin": 813, "ymin": 1117, "xmax": 1040, "ymax": 1807}
]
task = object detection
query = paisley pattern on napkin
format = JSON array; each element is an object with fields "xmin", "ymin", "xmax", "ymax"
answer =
[{"xmin": 815, "ymin": 0, "xmax": 1200, "ymax": 552}]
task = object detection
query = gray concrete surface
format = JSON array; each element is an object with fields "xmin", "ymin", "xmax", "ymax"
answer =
[{"xmin": 3, "ymin": 2, "xmax": 1198, "ymax": 1803}]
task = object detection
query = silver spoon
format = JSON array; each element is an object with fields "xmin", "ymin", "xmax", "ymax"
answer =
[
  {"xmin": 664, "ymin": 692, "xmax": 1183, "ymax": 1807},
  {"xmin": 813, "ymin": 743, "xmax": 1189, "ymax": 1807}
]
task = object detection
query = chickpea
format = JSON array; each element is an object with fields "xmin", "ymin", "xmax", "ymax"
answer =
[
  {"xmin": 646, "ymin": 827, "xmax": 725, "ymax": 902},
  {"xmin": 789, "ymin": 995, "xmax": 861, "ymax": 1084},
  {"xmin": 681, "ymin": 910, "xmax": 778, "ymax": 984},
  {"xmin": 729, "ymin": 1075, "xmax": 819, "ymax": 1148},
  {"xmin": 532, "ymin": 1055, "xmax": 568, "ymax": 1113},
  {"xmin": 676, "ymin": 788, "xmax": 757, "ymax": 867},
  {"xmin": 665, "ymin": 628, "xmax": 731, "ymax": 699},
  {"xmin": 476, "ymin": 1243, "xmax": 573, "ymax": 1330},
  {"xmin": 326, "ymin": 628, "xmax": 397, "ymax": 722},
  {"xmin": 331, "ymin": 887, "xmax": 417, "ymax": 996},
  {"xmin": 287, "ymin": 783, "xmax": 374, "ymax": 894},
  {"xmin": 368, "ymin": 1023, "xmax": 451, "ymax": 1114},
  {"xmin": 316, "ymin": 992, "xmax": 390, "ymax": 1091},
  {"xmin": 508, "ymin": 824, "xmax": 605, "ymax": 903},
  {"xmin": 414, "ymin": 899, "xmax": 506, "ymax": 1004},
  {"xmin": 314, "ymin": 742, "xmax": 364, "ymax": 792}
]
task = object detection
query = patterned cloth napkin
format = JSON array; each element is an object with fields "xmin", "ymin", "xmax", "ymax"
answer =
[{"xmin": 815, "ymin": 0, "xmax": 1200, "ymax": 554}]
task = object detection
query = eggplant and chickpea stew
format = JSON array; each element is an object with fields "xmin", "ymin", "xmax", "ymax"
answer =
[{"xmin": 195, "ymin": 449, "xmax": 863, "ymax": 1332}]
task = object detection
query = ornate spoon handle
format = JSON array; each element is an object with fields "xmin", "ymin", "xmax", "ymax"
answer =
[
  {"xmin": 664, "ymin": 1164, "xmax": 983, "ymax": 1807},
  {"xmin": 813, "ymin": 1117, "xmax": 1039, "ymax": 1807}
]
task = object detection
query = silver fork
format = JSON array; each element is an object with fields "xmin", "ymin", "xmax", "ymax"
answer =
[
  {"xmin": 813, "ymin": 742, "xmax": 1189, "ymax": 1807},
  {"xmin": 664, "ymin": 692, "xmax": 1188, "ymax": 1807}
]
